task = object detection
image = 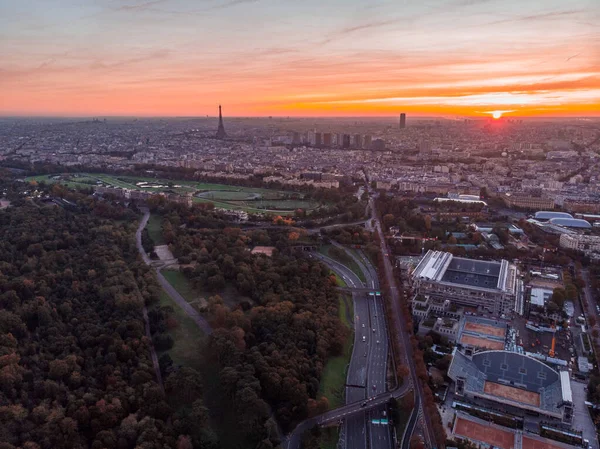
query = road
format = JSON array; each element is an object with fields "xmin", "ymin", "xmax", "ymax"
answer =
[
  {"xmin": 370, "ymin": 196, "xmax": 438, "ymax": 449},
  {"xmin": 335, "ymin": 244, "xmax": 393, "ymax": 449},
  {"xmin": 136, "ymin": 210, "xmax": 213, "ymax": 335},
  {"xmin": 581, "ymin": 269, "xmax": 599, "ymax": 353},
  {"xmin": 331, "ymin": 241, "xmax": 378, "ymax": 290},
  {"xmin": 311, "ymin": 252, "xmax": 363, "ymax": 288},
  {"xmin": 314, "ymin": 251, "xmax": 370, "ymax": 449},
  {"xmin": 135, "ymin": 212, "xmax": 164, "ymax": 391},
  {"xmin": 313, "ymin": 245, "xmax": 393, "ymax": 449}
]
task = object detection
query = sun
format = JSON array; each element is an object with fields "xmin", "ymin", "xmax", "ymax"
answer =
[{"xmin": 492, "ymin": 111, "xmax": 503, "ymax": 119}]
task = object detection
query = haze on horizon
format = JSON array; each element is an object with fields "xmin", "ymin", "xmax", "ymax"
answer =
[{"xmin": 1, "ymin": 0, "xmax": 599, "ymax": 118}]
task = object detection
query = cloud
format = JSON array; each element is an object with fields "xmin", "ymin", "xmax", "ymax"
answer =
[
  {"xmin": 113, "ymin": 0, "xmax": 167, "ymax": 12},
  {"xmin": 89, "ymin": 49, "xmax": 171, "ymax": 70},
  {"xmin": 203, "ymin": 0, "xmax": 261, "ymax": 12},
  {"xmin": 487, "ymin": 9, "xmax": 584, "ymax": 26}
]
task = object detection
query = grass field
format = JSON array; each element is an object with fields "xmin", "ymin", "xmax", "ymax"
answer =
[
  {"xmin": 26, "ymin": 172, "xmax": 323, "ymax": 216},
  {"xmin": 319, "ymin": 295, "xmax": 354, "ymax": 409},
  {"xmin": 319, "ymin": 245, "xmax": 367, "ymax": 284},
  {"xmin": 161, "ymin": 270, "xmax": 201, "ymax": 303},
  {"xmin": 156, "ymin": 290, "xmax": 206, "ymax": 372},
  {"xmin": 146, "ymin": 214, "xmax": 165, "ymax": 245},
  {"xmin": 317, "ymin": 427, "xmax": 340, "ymax": 449}
]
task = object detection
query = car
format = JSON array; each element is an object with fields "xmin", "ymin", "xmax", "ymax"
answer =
[
  {"xmin": 373, "ymin": 328, "xmax": 376, "ymax": 332},
  {"xmin": 361, "ymin": 402, "xmax": 367, "ymax": 407},
  {"xmin": 362, "ymin": 324, "xmax": 365, "ymax": 328},
  {"xmin": 377, "ymin": 340, "xmax": 380, "ymax": 344},
  {"xmin": 372, "ymin": 385, "xmax": 376, "ymax": 390},
  {"xmin": 362, "ymin": 336, "xmax": 366, "ymax": 342}
]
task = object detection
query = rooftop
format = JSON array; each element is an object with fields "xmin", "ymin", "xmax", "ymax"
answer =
[
  {"xmin": 535, "ymin": 211, "xmax": 574, "ymax": 220},
  {"xmin": 549, "ymin": 218, "xmax": 592, "ymax": 229},
  {"xmin": 413, "ymin": 250, "xmax": 511, "ymax": 292},
  {"xmin": 448, "ymin": 349, "xmax": 567, "ymax": 415}
]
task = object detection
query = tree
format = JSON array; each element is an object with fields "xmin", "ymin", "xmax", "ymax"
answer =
[{"xmin": 551, "ymin": 287, "xmax": 566, "ymax": 308}]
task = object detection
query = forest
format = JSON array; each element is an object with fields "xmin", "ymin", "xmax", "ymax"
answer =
[
  {"xmin": 0, "ymin": 175, "xmax": 356, "ymax": 448},
  {"xmin": 148, "ymin": 201, "xmax": 349, "ymax": 446},
  {"xmin": 0, "ymin": 196, "xmax": 187, "ymax": 448}
]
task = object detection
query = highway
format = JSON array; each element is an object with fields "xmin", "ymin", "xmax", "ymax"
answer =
[
  {"xmin": 321, "ymin": 243, "xmax": 394, "ymax": 449},
  {"xmin": 286, "ymin": 240, "xmax": 415, "ymax": 449},
  {"xmin": 311, "ymin": 252, "xmax": 363, "ymax": 288},
  {"xmin": 285, "ymin": 386, "xmax": 410, "ymax": 449},
  {"xmin": 370, "ymin": 195, "xmax": 438, "ymax": 449}
]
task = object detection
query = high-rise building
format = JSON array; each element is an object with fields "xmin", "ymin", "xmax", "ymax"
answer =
[
  {"xmin": 372, "ymin": 139, "xmax": 385, "ymax": 151},
  {"xmin": 216, "ymin": 105, "xmax": 227, "ymax": 139},
  {"xmin": 315, "ymin": 132, "xmax": 322, "ymax": 147},
  {"xmin": 419, "ymin": 139, "xmax": 431, "ymax": 153},
  {"xmin": 399, "ymin": 113, "xmax": 406, "ymax": 129},
  {"xmin": 363, "ymin": 135, "xmax": 372, "ymax": 149},
  {"xmin": 353, "ymin": 134, "xmax": 362, "ymax": 149},
  {"xmin": 342, "ymin": 134, "xmax": 351, "ymax": 149},
  {"xmin": 336, "ymin": 133, "xmax": 343, "ymax": 147},
  {"xmin": 323, "ymin": 133, "xmax": 332, "ymax": 147}
]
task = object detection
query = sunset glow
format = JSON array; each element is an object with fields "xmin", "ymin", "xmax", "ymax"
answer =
[{"xmin": 1, "ymin": 0, "xmax": 599, "ymax": 117}]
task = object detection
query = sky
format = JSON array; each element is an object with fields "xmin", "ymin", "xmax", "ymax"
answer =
[{"xmin": 0, "ymin": 0, "xmax": 599, "ymax": 117}]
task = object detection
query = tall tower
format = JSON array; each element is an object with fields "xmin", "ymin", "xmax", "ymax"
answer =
[
  {"xmin": 399, "ymin": 113, "xmax": 406, "ymax": 129},
  {"xmin": 216, "ymin": 105, "xmax": 227, "ymax": 139}
]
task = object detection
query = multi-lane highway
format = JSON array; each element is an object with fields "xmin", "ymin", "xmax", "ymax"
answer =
[{"xmin": 321, "ymin": 243, "xmax": 394, "ymax": 449}]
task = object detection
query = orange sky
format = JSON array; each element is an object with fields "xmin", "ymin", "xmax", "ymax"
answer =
[{"xmin": 1, "ymin": 0, "xmax": 599, "ymax": 117}]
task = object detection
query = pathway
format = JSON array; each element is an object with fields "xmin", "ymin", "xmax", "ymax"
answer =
[{"xmin": 136, "ymin": 210, "xmax": 213, "ymax": 335}]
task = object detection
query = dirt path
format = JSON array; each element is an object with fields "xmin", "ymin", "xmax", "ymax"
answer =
[{"xmin": 136, "ymin": 210, "xmax": 213, "ymax": 335}]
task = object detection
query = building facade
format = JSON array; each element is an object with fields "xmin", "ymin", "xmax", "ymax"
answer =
[{"xmin": 559, "ymin": 234, "xmax": 600, "ymax": 253}]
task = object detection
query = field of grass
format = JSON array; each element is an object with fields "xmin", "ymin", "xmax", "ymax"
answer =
[
  {"xmin": 26, "ymin": 172, "xmax": 323, "ymax": 215},
  {"xmin": 146, "ymin": 214, "xmax": 164, "ymax": 245},
  {"xmin": 194, "ymin": 196, "xmax": 298, "ymax": 216},
  {"xmin": 156, "ymin": 290, "xmax": 206, "ymax": 372},
  {"xmin": 319, "ymin": 295, "xmax": 354, "ymax": 409},
  {"xmin": 162, "ymin": 270, "xmax": 203, "ymax": 304},
  {"xmin": 317, "ymin": 427, "xmax": 340, "ymax": 449},
  {"xmin": 333, "ymin": 272, "xmax": 347, "ymax": 288}
]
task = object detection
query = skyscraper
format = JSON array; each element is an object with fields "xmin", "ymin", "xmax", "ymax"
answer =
[
  {"xmin": 342, "ymin": 134, "xmax": 351, "ymax": 149},
  {"xmin": 216, "ymin": 105, "xmax": 227, "ymax": 139},
  {"xmin": 399, "ymin": 113, "xmax": 406, "ymax": 129}
]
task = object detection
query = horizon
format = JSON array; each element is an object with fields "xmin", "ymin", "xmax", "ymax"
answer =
[
  {"xmin": 1, "ymin": 113, "xmax": 600, "ymax": 120},
  {"xmin": 1, "ymin": 0, "xmax": 599, "ymax": 117}
]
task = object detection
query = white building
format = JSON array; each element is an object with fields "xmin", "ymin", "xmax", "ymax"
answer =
[{"xmin": 559, "ymin": 234, "xmax": 600, "ymax": 253}]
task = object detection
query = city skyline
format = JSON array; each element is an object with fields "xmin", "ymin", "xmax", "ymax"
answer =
[{"xmin": 1, "ymin": 0, "xmax": 599, "ymax": 117}]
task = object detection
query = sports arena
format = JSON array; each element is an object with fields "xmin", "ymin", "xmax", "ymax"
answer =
[
  {"xmin": 448, "ymin": 349, "xmax": 573, "ymax": 424},
  {"xmin": 411, "ymin": 250, "xmax": 523, "ymax": 316}
]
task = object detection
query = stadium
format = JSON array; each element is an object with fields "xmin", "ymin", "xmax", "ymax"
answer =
[
  {"xmin": 411, "ymin": 250, "xmax": 524, "ymax": 316},
  {"xmin": 448, "ymin": 349, "xmax": 573, "ymax": 425}
]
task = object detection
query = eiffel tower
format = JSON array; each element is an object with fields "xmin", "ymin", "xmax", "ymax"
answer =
[{"xmin": 215, "ymin": 105, "xmax": 227, "ymax": 139}]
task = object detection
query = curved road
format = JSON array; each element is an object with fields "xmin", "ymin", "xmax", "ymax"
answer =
[
  {"xmin": 311, "ymin": 252, "xmax": 364, "ymax": 289},
  {"xmin": 300, "ymin": 247, "xmax": 395, "ymax": 449},
  {"xmin": 285, "ymin": 380, "xmax": 411, "ymax": 449},
  {"xmin": 136, "ymin": 210, "xmax": 212, "ymax": 335}
]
